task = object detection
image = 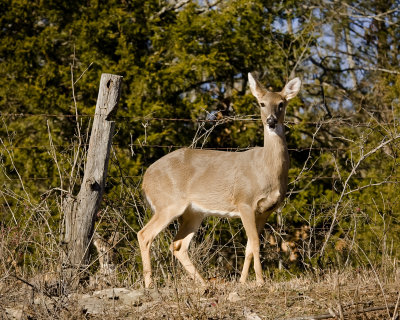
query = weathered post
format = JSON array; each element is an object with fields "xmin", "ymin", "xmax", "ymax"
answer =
[{"xmin": 63, "ymin": 73, "xmax": 122, "ymax": 277}]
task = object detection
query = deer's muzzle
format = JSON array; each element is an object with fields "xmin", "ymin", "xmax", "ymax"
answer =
[{"xmin": 267, "ymin": 116, "xmax": 277, "ymax": 129}]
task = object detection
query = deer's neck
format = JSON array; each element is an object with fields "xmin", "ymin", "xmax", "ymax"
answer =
[{"xmin": 262, "ymin": 124, "xmax": 289, "ymax": 173}]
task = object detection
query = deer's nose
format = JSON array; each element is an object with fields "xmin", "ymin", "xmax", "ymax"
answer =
[{"xmin": 267, "ymin": 116, "xmax": 277, "ymax": 129}]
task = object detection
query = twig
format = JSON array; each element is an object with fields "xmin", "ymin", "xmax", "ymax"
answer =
[
  {"xmin": 70, "ymin": 45, "xmax": 81, "ymax": 140},
  {"xmin": 344, "ymin": 180, "xmax": 399, "ymax": 195},
  {"xmin": 47, "ymin": 120, "xmax": 63, "ymax": 193},
  {"xmin": 0, "ymin": 138, "xmax": 32, "ymax": 204},
  {"xmin": 392, "ymin": 291, "xmax": 400, "ymax": 320},
  {"xmin": 0, "ymin": 189, "xmax": 17, "ymax": 225},
  {"xmin": 73, "ymin": 61, "xmax": 93, "ymax": 85}
]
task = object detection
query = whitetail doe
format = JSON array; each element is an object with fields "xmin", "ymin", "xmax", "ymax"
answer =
[{"xmin": 138, "ymin": 73, "xmax": 301, "ymax": 288}]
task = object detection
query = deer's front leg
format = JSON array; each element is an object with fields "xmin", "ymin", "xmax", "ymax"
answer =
[
  {"xmin": 239, "ymin": 196, "xmax": 277, "ymax": 284},
  {"xmin": 239, "ymin": 204, "xmax": 266, "ymax": 284}
]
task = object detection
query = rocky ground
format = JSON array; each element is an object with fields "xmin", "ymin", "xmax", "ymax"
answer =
[{"xmin": 1, "ymin": 270, "xmax": 399, "ymax": 319}]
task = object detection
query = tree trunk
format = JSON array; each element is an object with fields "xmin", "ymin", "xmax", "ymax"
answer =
[{"xmin": 63, "ymin": 73, "xmax": 122, "ymax": 277}]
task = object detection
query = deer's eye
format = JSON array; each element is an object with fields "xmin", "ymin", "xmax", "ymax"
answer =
[
  {"xmin": 278, "ymin": 102, "xmax": 284, "ymax": 111},
  {"xmin": 260, "ymin": 103, "xmax": 265, "ymax": 108}
]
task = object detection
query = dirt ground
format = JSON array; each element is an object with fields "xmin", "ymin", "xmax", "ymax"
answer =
[{"xmin": 1, "ymin": 270, "xmax": 399, "ymax": 319}]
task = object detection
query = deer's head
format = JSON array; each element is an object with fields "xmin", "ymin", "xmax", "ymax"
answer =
[{"xmin": 248, "ymin": 73, "xmax": 301, "ymax": 130}]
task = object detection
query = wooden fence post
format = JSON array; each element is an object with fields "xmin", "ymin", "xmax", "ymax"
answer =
[{"xmin": 63, "ymin": 73, "xmax": 122, "ymax": 276}]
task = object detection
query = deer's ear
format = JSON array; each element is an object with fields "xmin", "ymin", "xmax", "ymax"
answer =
[
  {"xmin": 248, "ymin": 73, "xmax": 267, "ymax": 100},
  {"xmin": 282, "ymin": 77, "xmax": 301, "ymax": 100}
]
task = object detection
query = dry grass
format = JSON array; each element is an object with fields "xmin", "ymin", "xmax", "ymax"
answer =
[{"xmin": 1, "ymin": 268, "xmax": 399, "ymax": 319}]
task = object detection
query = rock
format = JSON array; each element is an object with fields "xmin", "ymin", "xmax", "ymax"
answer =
[
  {"xmin": 69, "ymin": 288, "xmax": 161, "ymax": 315},
  {"xmin": 78, "ymin": 295, "xmax": 105, "ymax": 315},
  {"xmin": 75, "ymin": 288, "xmax": 159, "ymax": 314},
  {"xmin": 93, "ymin": 287, "xmax": 131, "ymax": 299},
  {"xmin": 92, "ymin": 288, "xmax": 152, "ymax": 305},
  {"xmin": 120, "ymin": 290, "xmax": 145, "ymax": 305}
]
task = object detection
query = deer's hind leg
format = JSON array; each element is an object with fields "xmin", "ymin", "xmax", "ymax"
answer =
[
  {"xmin": 138, "ymin": 204, "xmax": 186, "ymax": 288},
  {"xmin": 170, "ymin": 210, "xmax": 205, "ymax": 285}
]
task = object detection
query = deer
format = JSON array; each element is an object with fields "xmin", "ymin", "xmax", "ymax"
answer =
[{"xmin": 137, "ymin": 73, "xmax": 301, "ymax": 288}]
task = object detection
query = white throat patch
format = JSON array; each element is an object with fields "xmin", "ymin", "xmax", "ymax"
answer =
[{"xmin": 267, "ymin": 124, "xmax": 284, "ymax": 136}]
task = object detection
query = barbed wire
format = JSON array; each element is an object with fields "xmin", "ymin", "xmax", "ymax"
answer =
[
  {"xmin": 0, "ymin": 143, "xmax": 394, "ymax": 152},
  {"xmin": 1, "ymin": 113, "xmax": 91, "ymax": 118},
  {"xmin": 1, "ymin": 112, "xmax": 397, "ymax": 127},
  {"xmin": 3, "ymin": 174, "xmax": 399, "ymax": 181}
]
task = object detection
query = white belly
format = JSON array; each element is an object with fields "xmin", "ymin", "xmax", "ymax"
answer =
[{"xmin": 190, "ymin": 203, "xmax": 241, "ymax": 219}]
